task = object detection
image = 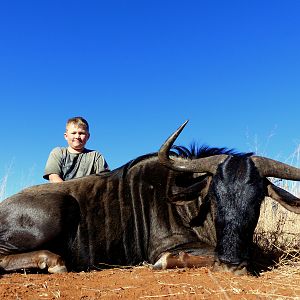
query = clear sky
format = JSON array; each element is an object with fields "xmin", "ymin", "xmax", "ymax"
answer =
[{"xmin": 0, "ymin": 0, "xmax": 300, "ymax": 198}]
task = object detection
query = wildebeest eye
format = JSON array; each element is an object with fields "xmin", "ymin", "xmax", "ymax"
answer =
[{"xmin": 189, "ymin": 198, "xmax": 211, "ymax": 227}]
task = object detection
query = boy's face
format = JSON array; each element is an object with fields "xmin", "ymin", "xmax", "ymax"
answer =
[{"xmin": 64, "ymin": 123, "xmax": 90, "ymax": 152}]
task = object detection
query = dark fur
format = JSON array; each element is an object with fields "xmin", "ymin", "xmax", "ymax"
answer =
[{"xmin": 212, "ymin": 156, "xmax": 264, "ymax": 265}]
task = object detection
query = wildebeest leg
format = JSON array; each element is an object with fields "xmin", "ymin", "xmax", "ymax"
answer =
[
  {"xmin": 153, "ymin": 251, "xmax": 214, "ymax": 269},
  {"xmin": 0, "ymin": 192, "xmax": 80, "ymax": 273},
  {"xmin": 0, "ymin": 250, "xmax": 67, "ymax": 273}
]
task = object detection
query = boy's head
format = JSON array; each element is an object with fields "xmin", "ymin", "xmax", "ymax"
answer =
[
  {"xmin": 66, "ymin": 116, "xmax": 89, "ymax": 132},
  {"xmin": 64, "ymin": 117, "xmax": 90, "ymax": 153}
]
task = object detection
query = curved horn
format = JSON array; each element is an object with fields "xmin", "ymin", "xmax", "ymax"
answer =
[
  {"xmin": 265, "ymin": 179, "xmax": 300, "ymax": 213},
  {"xmin": 158, "ymin": 121, "xmax": 227, "ymax": 174},
  {"xmin": 251, "ymin": 156, "xmax": 300, "ymax": 180}
]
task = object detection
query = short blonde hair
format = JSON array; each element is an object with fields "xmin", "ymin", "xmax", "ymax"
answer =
[{"xmin": 66, "ymin": 117, "xmax": 89, "ymax": 132}]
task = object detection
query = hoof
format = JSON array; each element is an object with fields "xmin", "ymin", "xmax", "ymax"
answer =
[
  {"xmin": 38, "ymin": 261, "xmax": 47, "ymax": 269},
  {"xmin": 48, "ymin": 265, "xmax": 68, "ymax": 273},
  {"xmin": 153, "ymin": 252, "xmax": 171, "ymax": 270}
]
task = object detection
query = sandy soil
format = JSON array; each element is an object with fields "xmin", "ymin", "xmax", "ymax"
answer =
[{"xmin": 1, "ymin": 265, "xmax": 300, "ymax": 299}]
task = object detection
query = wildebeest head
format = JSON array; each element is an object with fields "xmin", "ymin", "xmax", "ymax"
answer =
[{"xmin": 158, "ymin": 121, "xmax": 300, "ymax": 274}]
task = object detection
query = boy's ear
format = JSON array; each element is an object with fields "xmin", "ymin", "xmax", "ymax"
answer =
[{"xmin": 64, "ymin": 132, "xmax": 68, "ymax": 140}]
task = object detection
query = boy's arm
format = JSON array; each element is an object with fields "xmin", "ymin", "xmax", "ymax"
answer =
[
  {"xmin": 43, "ymin": 147, "xmax": 64, "ymax": 181},
  {"xmin": 49, "ymin": 174, "xmax": 64, "ymax": 183}
]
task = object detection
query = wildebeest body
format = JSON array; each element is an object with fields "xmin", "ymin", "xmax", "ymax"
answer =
[{"xmin": 0, "ymin": 156, "xmax": 206, "ymax": 271}]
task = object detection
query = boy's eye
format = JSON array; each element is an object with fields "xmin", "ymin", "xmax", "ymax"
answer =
[{"xmin": 68, "ymin": 131, "xmax": 86, "ymax": 136}]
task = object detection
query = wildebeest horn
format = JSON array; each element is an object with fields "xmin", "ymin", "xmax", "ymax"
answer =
[
  {"xmin": 265, "ymin": 179, "xmax": 300, "ymax": 213},
  {"xmin": 251, "ymin": 156, "xmax": 300, "ymax": 180},
  {"xmin": 158, "ymin": 121, "xmax": 227, "ymax": 174}
]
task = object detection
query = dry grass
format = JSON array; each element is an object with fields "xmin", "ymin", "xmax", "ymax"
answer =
[
  {"xmin": 254, "ymin": 182, "xmax": 300, "ymax": 272},
  {"xmin": 0, "ymin": 174, "xmax": 8, "ymax": 201},
  {"xmin": 255, "ymin": 196, "xmax": 300, "ymax": 251}
]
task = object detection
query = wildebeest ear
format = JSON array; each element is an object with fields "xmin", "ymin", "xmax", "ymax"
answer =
[
  {"xmin": 265, "ymin": 179, "xmax": 300, "ymax": 213},
  {"xmin": 168, "ymin": 176, "xmax": 212, "ymax": 205}
]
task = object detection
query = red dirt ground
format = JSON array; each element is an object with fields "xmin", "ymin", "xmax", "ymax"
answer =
[{"xmin": 1, "ymin": 265, "xmax": 300, "ymax": 299}]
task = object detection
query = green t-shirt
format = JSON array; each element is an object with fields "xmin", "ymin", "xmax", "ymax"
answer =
[{"xmin": 43, "ymin": 147, "xmax": 109, "ymax": 180}]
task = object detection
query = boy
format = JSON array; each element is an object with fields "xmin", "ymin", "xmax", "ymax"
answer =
[{"xmin": 44, "ymin": 116, "xmax": 109, "ymax": 183}]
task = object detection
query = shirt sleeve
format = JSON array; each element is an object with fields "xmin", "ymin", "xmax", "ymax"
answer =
[
  {"xmin": 94, "ymin": 152, "xmax": 110, "ymax": 173},
  {"xmin": 43, "ymin": 147, "xmax": 64, "ymax": 180}
]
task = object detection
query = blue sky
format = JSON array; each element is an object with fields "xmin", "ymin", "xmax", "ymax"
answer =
[{"xmin": 1, "ymin": 0, "xmax": 300, "ymax": 197}]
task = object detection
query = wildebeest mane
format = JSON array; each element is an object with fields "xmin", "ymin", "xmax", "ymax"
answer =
[
  {"xmin": 171, "ymin": 143, "xmax": 253, "ymax": 159},
  {"xmin": 122, "ymin": 143, "xmax": 253, "ymax": 172}
]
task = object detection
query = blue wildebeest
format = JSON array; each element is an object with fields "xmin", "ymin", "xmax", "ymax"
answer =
[{"xmin": 0, "ymin": 121, "xmax": 300, "ymax": 275}]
